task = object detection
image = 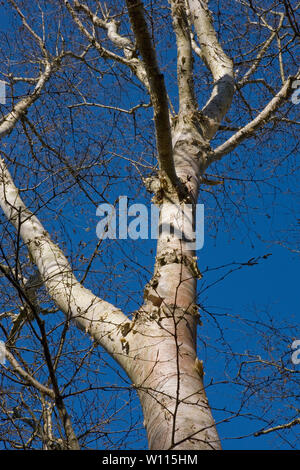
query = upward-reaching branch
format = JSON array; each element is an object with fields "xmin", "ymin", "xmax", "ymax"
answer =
[
  {"xmin": 0, "ymin": 63, "xmax": 54, "ymax": 138},
  {"xmin": 207, "ymin": 71, "xmax": 300, "ymax": 165},
  {"xmin": 187, "ymin": 0, "xmax": 234, "ymax": 138},
  {"xmin": 73, "ymin": 0, "xmax": 135, "ymax": 58},
  {"xmin": 238, "ymin": 13, "xmax": 285, "ymax": 88},
  {"xmin": 0, "ymin": 158, "xmax": 129, "ymax": 365},
  {"xmin": 63, "ymin": 0, "xmax": 149, "ymax": 90},
  {"xmin": 63, "ymin": 0, "xmax": 133, "ymax": 67},
  {"xmin": 171, "ymin": 0, "xmax": 196, "ymax": 115},
  {"xmin": 126, "ymin": 0, "xmax": 178, "ymax": 187}
]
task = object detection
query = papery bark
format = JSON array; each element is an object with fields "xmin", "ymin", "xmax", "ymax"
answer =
[{"xmin": 130, "ymin": 118, "xmax": 221, "ymax": 449}]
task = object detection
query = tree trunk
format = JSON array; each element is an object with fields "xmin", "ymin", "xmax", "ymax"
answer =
[
  {"xmin": 128, "ymin": 317, "xmax": 221, "ymax": 450},
  {"xmin": 124, "ymin": 124, "xmax": 221, "ymax": 450}
]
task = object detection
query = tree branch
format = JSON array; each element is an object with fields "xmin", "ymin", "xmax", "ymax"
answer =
[
  {"xmin": 126, "ymin": 0, "xmax": 178, "ymax": 187},
  {"xmin": 68, "ymin": 100, "xmax": 151, "ymax": 114},
  {"xmin": 8, "ymin": 0, "xmax": 50, "ymax": 60},
  {"xmin": 63, "ymin": 0, "xmax": 150, "ymax": 89},
  {"xmin": 0, "ymin": 63, "xmax": 54, "ymax": 139},
  {"xmin": 254, "ymin": 417, "xmax": 300, "ymax": 436},
  {"xmin": 0, "ymin": 157, "xmax": 130, "ymax": 365},
  {"xmin": 73, "ymin": 0, "xmax": 135, "ymax": 58},
  {"xmin": 187, "ymin": 0, "xmax": 234, "ymax": 137},
  {"xmin": 4, "ymin": 348, "xmax": 55, "ymax": 398},
  {"xmin": 63, "ymin": 0, "xmax": 132, "ymax": 66},
  {"xmin": 171, "ymin": 0, "xmax": 196, "ymax": 115},
  {"xmin": 238, "ymin": 13, "xmax": 285, "ymax": 88},
  {"xmin": 207, "ymin": 72, "xmax": 300, "ymax": 165}
]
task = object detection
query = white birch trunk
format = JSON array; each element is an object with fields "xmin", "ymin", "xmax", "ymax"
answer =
[{"xmin": 127, "ymin": 121, "xmax": 221, "ymax": 449}]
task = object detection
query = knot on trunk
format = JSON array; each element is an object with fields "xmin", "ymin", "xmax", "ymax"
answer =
[
  {"xmin": 143, "ymin": 171, "xmax": 192, "ymax": 204},
  {"xmin": 156, "ymin": 249, "xmax": 202, "ymax": 279},
  {"xmin": 143, "ymin": 250, "xmax": 202, "ymax": 307},
  {"xmin": 136, "ymin": 301, "xmax": 202, "ymax": 324},
  {"xmin": 159, "ymin": 303, "xmax": 201, "ymax": 323}
]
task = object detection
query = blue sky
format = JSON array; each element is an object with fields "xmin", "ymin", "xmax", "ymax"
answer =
[{"xmin": 0, "ymin": 0, "xmax": 299, "ymax": 450}]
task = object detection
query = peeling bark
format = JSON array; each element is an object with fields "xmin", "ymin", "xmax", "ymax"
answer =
[
  {"xmin": 134, "ymin": 117, "xmax": 221, "ymax": 448},
  {"xmin": 127, "ymin": 313, "xmax": 221, "ymax": 450}
]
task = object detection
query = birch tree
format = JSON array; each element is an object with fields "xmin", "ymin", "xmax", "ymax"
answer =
[{"xmin": 0, "ymin": 0, "xmax": 299, "ymax": 450}]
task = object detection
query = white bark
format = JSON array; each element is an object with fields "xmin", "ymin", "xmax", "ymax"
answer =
[
  {"xmin": 128, "ymin": 317, "xmax": 221, "ymax": 450},
  {"xmin": 188, "ymin": 0, "xmax": 234, "ymax": 138},
  {"xmin": 0, "ymin": 158, "xmax": 131, "ymax": 368},
  {"xmin": 171, "ymin": 0, "xmax": 196, "ymax": 115},
  {"xmin": 0, "ymin": 64, "xmax": 53, "ymax": 139},
  {"xmin": 208, "ymin": 71, "xmax": 300, "ymax": 164}
]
